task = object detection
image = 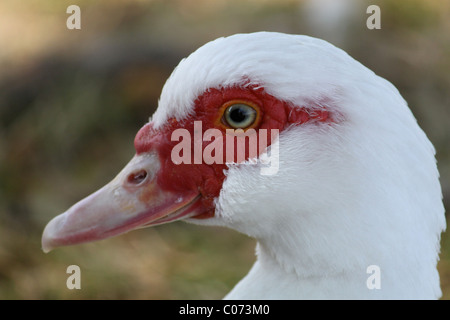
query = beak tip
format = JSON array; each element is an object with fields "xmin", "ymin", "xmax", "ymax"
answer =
[
  {"xmin": 41, "ymin": 214, "xmax": 65, "ymax": 253},
  {"xmin": 41, "ymin": 234, "xmax": 54, "ymax": 253},
  {"xmin": 41, "ymin": 246, "xmax": 52, "ymax": 254}
]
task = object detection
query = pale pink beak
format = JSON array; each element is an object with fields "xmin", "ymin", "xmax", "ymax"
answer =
[{"xmin": 41, "ymin": 152, "xmax": 201, "ymax": 253}]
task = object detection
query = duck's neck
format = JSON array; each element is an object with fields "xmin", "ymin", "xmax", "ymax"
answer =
[
  {"xmin": 225, "ymin": 205, "xmax": 443, "ymax": 300},
  {"xmin": 225, "ymin": 241, "xmax": 377, "ymax": 299},
  {"xmin": 220, "ymin": 123, "xmax": 444, "ymax": 299}
]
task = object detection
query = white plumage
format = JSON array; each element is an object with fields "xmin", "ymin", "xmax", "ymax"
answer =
[
  {"xmin": 159, "ymin": 32, "xmax": 446, "ymax": 299},
  {"xmin": 43, "ymin": 32, "xmax": 446, "ymax": 299}
]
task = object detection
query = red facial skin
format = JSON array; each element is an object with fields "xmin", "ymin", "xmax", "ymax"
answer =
[{"xmin": 134, "ymin": 86, "xmax": 330, "ymax": 218}]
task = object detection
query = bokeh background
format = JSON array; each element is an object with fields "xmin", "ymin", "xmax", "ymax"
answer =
[{"xmin": 0, "ymin": 0, "xmax": 449, "ymax": 299}]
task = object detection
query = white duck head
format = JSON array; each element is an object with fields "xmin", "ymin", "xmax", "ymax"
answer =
[{"xmin": 42, "ymin": 32, "xmax": 446, "ymax": 299}]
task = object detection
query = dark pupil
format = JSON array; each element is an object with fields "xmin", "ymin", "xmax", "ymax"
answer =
[{"xmin": 229, "ymin": 107, "xmax": 248, "ymax": 123}]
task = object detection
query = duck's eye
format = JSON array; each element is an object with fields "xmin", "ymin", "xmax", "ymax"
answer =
[{"xmin": 224, "ymin": 104, "xmax": 257, "ymax": 129}]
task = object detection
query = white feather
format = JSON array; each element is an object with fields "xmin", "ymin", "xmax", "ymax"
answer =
[{"xmin": 154, "ymin": 32, "xmax": 446, "ymax": 299}]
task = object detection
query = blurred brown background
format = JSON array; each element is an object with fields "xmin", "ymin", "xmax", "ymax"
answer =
[{"xmin": 0, "ymin": 0, "xmax": 449, "ymax": 299}]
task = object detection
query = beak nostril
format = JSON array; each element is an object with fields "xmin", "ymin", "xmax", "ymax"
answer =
[{"xmin": 127, "ymin": 170, "xmax": 148, "ymax": 185}]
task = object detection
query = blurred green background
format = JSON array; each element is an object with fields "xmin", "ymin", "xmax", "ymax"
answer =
[{"xmin": 0, "ymin": 0, "xmax": 449, "ymax": 299}]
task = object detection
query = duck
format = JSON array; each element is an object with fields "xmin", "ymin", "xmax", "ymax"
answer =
[{"xmin": 42, "ymin": 32, "xmax": 446, "ymax": 299}]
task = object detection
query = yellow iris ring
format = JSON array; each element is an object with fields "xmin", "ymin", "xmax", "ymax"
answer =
[{"xmin": 215, "ymin": 100, "xmax": 262, "ymax": 131}]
